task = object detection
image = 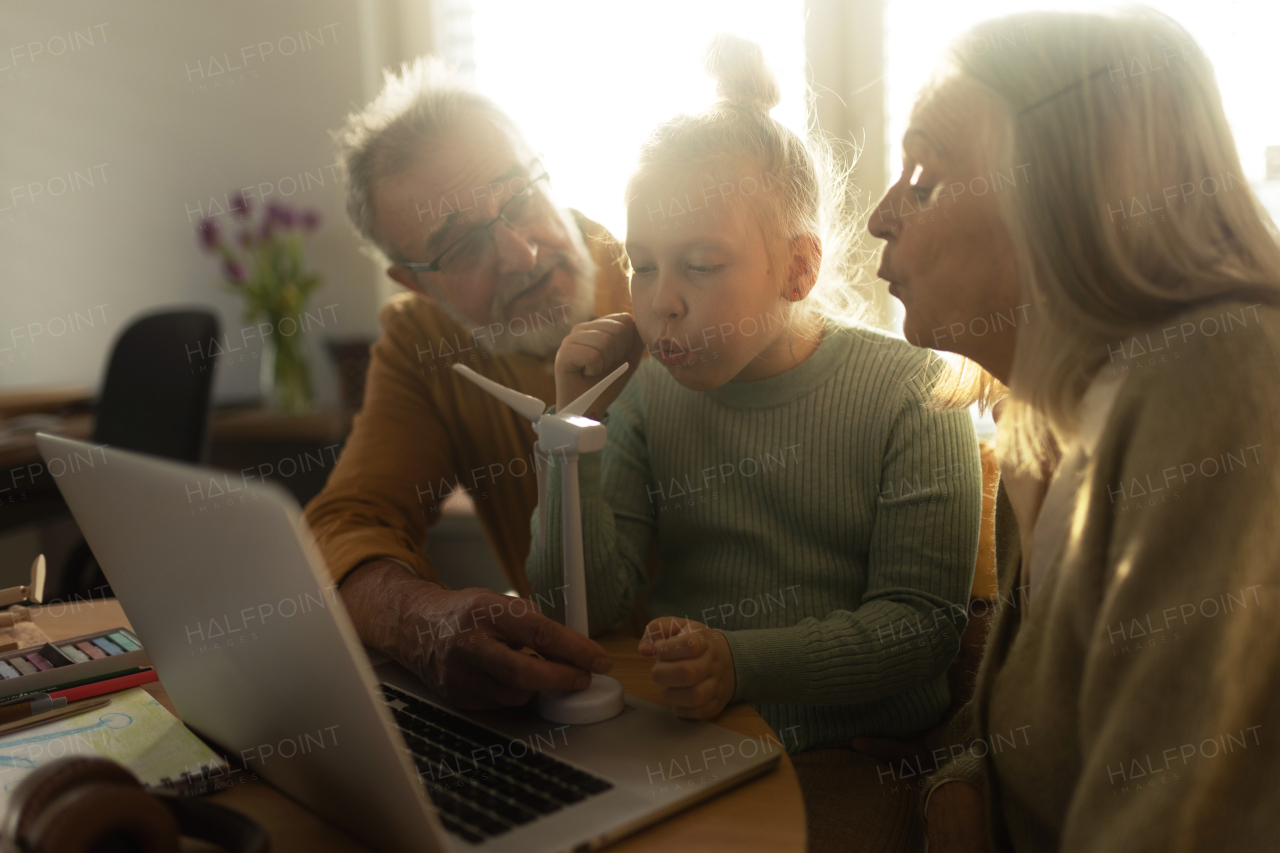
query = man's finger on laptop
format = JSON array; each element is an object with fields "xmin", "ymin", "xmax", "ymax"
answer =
[
  {"xmin": 466, "ymin": 639, "xmax": 595, "ymax": 694},
  {"xmin": 492, "ymin": 608, "xmax": 613, "ymax": 675}
]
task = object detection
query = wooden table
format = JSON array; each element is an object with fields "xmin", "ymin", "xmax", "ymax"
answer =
[{"xmin": 31, "ymin": 599, "xmax": 806, "ymax": 853}]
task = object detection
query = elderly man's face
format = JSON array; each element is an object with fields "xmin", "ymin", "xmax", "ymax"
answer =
[
  {"xmin": 376, "ymin": 111, "xmax": 594, "ymax": 355},
  {"xmin": 867, "ymin": 82, "xmax": 1023, "ymax": 382}
]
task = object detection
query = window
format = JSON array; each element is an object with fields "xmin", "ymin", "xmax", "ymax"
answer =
[
  {"xmin": 887, "ymin": 0, "xmax": 1279, "ymax": 190},
  {"xmin": 468, "ymin": 0, "xmax": 807, "ymax": 241}
]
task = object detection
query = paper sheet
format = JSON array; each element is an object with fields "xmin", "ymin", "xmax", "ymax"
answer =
[{"xmin": 0, "ymin": 687, "xmax": 225, "ymax": 810}]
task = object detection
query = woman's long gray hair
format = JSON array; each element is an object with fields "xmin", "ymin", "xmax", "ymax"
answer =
[{"xmin": 922, "ymin": 7, "xmax": 1280, "ymax": 470}]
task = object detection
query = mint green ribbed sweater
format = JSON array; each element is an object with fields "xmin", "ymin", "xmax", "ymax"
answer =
[{"xmin": 526, "ymin": 324, "xmax": 982, "ymax": 754}]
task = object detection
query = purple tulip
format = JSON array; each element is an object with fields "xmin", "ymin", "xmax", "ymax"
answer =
[
  {"xmin": 266, "ymin": 201, "xmax": 295, "ymax": 228},
  {"xmin": 197, "ymin": 217, "xmax": 220, "ymax": 252},
  {"xmin": 229, "ymin": 191, "xmax": 252, "ymax": 220},
  {"xmin": 299, "ymin": 209, "xmax": 321, "ymax": 231},
  {"xmin": 221, "ymin": 257, "xmax": 248, "ymax": 284}
]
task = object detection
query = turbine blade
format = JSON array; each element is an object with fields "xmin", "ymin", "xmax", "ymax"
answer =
[
  {"xmin": 560, "ymin": 362, "xmax": 630, "ymax": 418},
  {"xmin": 452, "ymin": 363, "xmax": 547, "ymax": 421}
]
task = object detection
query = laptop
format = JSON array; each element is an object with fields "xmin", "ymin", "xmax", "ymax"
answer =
[{"xmin": 36, "ymin": 433, "xmax": 780, "ymax": 853}]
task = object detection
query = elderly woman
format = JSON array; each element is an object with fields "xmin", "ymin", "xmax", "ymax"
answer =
[{"xmin": 868, "ymin": 7, "xmax": 1280, "ymax": 853}]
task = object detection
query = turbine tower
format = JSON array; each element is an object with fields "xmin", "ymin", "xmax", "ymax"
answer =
[{"xmin": 452, "ymin": 362, "xmax": 628, "ymax": 724}]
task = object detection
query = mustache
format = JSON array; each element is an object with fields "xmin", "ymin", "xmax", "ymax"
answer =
[{"xmin": 491, "ymin": 252, "xmax": 575, "ymax": 310}]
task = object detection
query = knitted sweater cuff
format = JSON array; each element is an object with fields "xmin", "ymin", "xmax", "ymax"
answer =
[
  {"xmin": 722, "ymin": 626, "xmax": 809, "ymax": 704},
  {"xmin": 921, "ymin": 700, "xmax": 988, "ymax": 808}
]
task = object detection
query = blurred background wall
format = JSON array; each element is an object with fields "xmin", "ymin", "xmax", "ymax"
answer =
[{"xmin": 2, "ymin": 2, "xmax": 392, "ymax": 404}]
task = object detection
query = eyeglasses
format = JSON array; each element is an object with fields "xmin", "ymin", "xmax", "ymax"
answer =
[{"xmin": 399, "ymin": 172, "xmax": 553, "ymax": 276}]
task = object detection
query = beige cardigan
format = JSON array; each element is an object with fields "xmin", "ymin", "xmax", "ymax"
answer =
[{"xmin": 928, "ymin": 300, "xmax": 1280, "ymax": 852}]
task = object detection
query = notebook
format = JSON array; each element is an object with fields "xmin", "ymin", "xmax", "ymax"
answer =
[{"xmin": 0, "ymin": 687, "xmax": 226, "ymax": 807}]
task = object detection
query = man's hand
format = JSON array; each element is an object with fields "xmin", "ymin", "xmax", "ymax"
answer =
[
  {"xmin": 638, "ymin": 617, "xmax": 736, "ymax": 720},
  {"xmin": 340, "ymin": 559, "xmax": 613, "ymax": 709},
  {"xmin": 554, "ymin": 313, "xmax": 644, "ymax": 417},
  {"xmin": 926, "ymin": 782, "xmax": 988, "ymax": 853}
]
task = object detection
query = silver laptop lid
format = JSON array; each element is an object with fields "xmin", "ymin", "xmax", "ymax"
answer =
[{"xmin": 37, "ymin": 433, "xmax": 446, "ymax": 853}]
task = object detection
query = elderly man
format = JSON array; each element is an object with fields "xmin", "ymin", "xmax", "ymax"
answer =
[{"xmin": 306, "ymin": 58, "xmax": 632, "ymax": 708}]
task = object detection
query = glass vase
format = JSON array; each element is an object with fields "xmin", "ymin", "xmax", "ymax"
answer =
[{"xmin": 259, "ymin": 316, "xmax": 313, "ymax": 415}]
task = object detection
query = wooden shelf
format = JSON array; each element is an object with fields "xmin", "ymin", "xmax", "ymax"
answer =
[{"xmin": 210, "ymin": 407, "xmax": 350, "ymax": 443}]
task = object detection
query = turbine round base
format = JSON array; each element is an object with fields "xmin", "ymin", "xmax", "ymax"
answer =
[{"xmin": 537, "ymin": 675, "xmax": 625, "ymax": 725}]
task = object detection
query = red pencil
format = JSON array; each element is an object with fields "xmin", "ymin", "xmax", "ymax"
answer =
[{"xmin": 49, "ymin": 669, "xmax": 159, "ymax": 703}]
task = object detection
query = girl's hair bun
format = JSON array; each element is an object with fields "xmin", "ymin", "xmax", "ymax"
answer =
[{"xmin": 703, "ymin": 32, "xmax": 782, "ymax": 112}]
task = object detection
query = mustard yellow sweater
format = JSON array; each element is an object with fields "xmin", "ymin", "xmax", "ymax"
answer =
[{"xmin": 303, "ymin": 212, "xmax": 630, "ymax": 595}]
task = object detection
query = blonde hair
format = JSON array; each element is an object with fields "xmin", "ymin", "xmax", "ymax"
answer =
[
  {"xmin": 625, "ymin": 33, "xmax": 871, "ymax": 333},
  {"xmin": 919, "ymin": 8, "xmax": 1280, "ymax": 470}
]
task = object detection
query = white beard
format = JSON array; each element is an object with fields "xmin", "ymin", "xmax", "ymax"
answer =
[{"xmin": 436, "ymin": 218, "xmax": 598, "ymax": 358}]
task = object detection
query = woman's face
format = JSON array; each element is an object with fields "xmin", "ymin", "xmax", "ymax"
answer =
[
  {"xmin": 625, "ymin": 176, "xmax": 814, "ymax": 391},
  {"xmin": 867, "ymin": 85, "xmax": 1024, "ymax": 382}
]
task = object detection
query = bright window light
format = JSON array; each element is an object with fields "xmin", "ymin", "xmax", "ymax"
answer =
[
  {"xmin": 886, "ymin": 0, "xmax": 1280, "ymax": 194},
  {"xmin": 469, "ymin": 0, "xmax": 806, "ymax": 242}
]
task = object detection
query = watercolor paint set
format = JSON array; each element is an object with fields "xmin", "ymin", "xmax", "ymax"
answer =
[{"xmin": 0, "ymin": 627, "xmax": 151, "ymax": 699}]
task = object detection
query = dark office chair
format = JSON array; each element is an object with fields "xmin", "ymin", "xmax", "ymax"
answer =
[
  {"xmin": 58, "ymin": 309, "xmax": 220, "ymax": 599},
  {"xmin": 92, "ymin": 310, "xmax": 221, "ymax": 460}
]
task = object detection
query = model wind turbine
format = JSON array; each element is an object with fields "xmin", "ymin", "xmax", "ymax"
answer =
[{"xmin": 452, "ymin": 361, "xmax": 629, "ymax": 725}]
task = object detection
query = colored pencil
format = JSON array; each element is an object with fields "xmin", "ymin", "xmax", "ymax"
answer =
[{"xmin": 50, "ymin": 669, "xmax": 159, "ymax": 703}]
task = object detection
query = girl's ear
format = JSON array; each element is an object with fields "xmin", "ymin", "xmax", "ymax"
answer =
[{"xmin": 784, "ymin": 233, "xmax": 822, "ymax": 301}]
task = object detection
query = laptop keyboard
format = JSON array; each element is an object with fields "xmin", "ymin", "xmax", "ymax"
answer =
[{"xmin": 380, "ymin": 683, "xmax": 614, "ymax": 845}]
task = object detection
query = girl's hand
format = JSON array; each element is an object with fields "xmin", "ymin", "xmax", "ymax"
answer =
[
  {"xmin": 554, "ymin": 313, "xmax": 645, "ymax": 417},
  {"xmin": 638, "ymin": 617, "xmax": 736, "ymax": 720}
]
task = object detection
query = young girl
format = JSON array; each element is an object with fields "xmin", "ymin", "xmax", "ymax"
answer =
[{"xmin": 526, "ymin": 33, "xmax": 981, "ymax": 832}]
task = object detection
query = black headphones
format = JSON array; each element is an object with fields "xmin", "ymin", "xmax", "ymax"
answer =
[{"xmin": 0, "ymin": 757, "xmax": 268, "ymax": 853}]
